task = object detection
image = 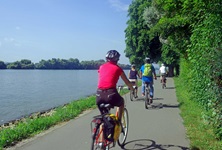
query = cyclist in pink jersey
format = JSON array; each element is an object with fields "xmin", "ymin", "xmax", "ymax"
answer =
[{"xmin": 96, "ymin": 50, "xmax": 133, "ymax": 121}]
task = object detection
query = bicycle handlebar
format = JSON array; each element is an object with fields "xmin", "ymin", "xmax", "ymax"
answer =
[
  {"xmin": 117, "ymin": 85, "xmax": 137, "ymax": 92},
  {"xmin": 117, "ymin": 85, "xmax": 127, "ymax": 92}
]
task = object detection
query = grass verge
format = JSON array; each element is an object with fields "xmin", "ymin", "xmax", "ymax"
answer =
[{"xmin": 174, "ymin": 77, "xmax": 222, "ymax": 150}]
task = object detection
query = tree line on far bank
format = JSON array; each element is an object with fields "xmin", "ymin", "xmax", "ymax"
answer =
[{"xmin": 0, "ymin": 58, "xmax": 130, "ymax": 70}]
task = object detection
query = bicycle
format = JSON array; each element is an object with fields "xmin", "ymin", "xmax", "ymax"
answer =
[
  {"xmin": 160, "ymin": 74, "xmax": 167, "ymax": 89},
  {"xmin": 129, "ymin": 83, "xmax": 137, "ymax": 101},
  {"xmin": 91, "ymin": 86, "xmax": 129, "ymax": 150},
  {"xmin": 144, "ymin": 82, "xmax": 152, "ymax": 109}
]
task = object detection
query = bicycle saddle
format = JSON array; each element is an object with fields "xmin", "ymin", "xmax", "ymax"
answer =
[{"xmin": 99, "ymin": 103, "xmax": 114, "ymax": 109}]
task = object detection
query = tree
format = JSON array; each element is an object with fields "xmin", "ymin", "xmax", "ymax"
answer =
[
  {"xmin": 7, "ymin": 59, "xmax": 35, "ymax": 69},
  {"xmin": 7, "ymin": 61, "xmax": 21, "ymax": 69},
  {"xmin": 35, "ymin": 59, "xmax": 50, "ymax": 69},
  {"xmin": 143, "ymin": 0, "xmax": 192, "ymax": 76},
  {"xmin": 125, "ymin": 0, "xmax": 162, "ymax": 68},
  {"xmin": 150, "ymin": 0, "xmax": 222, "ymax": 139},
  {"xmin": 67, "ymin": 58, "xmax": 81, "ymax": 69},
  {"xmin": 20, "ymin": 59, "xmax": 35, "ymax": 69},
  {"xmin": 125, "ymin": 0, "xmax": 152, "ymax": 66},
  {"xmin": 0, "ymin": 61, "xmax": 6, "ymax": 69}
]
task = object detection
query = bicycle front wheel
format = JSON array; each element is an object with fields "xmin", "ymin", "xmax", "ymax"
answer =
[
  {"xmin": 130, "ymin": 90, "xmax": 135, "ymax": 101},
  {"xmin": 145, "ymin": 88, "xmax": 149, "ymax": 109},
  {"xmin": 117, "ymin": 108, "xmax": 129, "ymax": 147},
  {"xmin": 162, "ymin": 83, "xmax": 165, "ymax": 89}
]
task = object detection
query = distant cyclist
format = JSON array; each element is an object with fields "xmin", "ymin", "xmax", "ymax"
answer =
[
  {"xmin": 96, "ymin": 50, "xmax": 133, "ymax": 121},
  {"xmin": 128, "ymin": 64, "xmax": 140, "ymax": 98},
  {"xmin": 139, "ymin": 57, "xmax": 157, "ymax": 103},
  {"xmin": 159, "ymin": 63, "xmax": 167, "ymax": 83}
]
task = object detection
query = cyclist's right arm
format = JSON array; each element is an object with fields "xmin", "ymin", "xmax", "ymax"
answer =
[{"xmin": 120, "ymin": 72, "xmax": 134, "ymax": 91}]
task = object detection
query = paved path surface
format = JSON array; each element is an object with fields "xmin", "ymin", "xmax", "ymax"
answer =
[{"xmin": 7, "ymin": 78, "xmax": 190, "ymax": 150}]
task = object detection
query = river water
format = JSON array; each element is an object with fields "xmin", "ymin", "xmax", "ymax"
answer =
[{"xmin": 0, "ymin": 70, "xmax": 127, "ymax": 125}]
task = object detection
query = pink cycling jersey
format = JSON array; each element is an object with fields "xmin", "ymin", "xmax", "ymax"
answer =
[{"xmin": 98, "ymin": 61, "xmax": 123, "ymax": 89}]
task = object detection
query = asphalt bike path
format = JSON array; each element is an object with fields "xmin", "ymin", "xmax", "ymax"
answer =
[{"xmin": 7, "ymin": 77, "xmax": 190, "ymax": 150}]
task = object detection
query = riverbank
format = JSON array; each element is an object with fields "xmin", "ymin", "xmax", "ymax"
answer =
[
  {"xmin": 0, "ymin": 103, "xmax": 66, "ymax": 130},
  {"xmin": 0, "ymin": 96, "xmax": 96, "ymax": 149}
]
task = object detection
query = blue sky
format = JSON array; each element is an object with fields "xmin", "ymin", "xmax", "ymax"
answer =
[{"xmin": 0, "ymin": 0, "xmax": 132, "ymax": 64}]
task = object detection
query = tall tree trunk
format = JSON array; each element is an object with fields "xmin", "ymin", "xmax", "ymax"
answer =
[
  {"xmin": 175, "ymin": 64, "xmax": 180, "ymax": 76},
  {"xmin": 168, "ymin": 65, "xmax": 174, "ymax": 77}
]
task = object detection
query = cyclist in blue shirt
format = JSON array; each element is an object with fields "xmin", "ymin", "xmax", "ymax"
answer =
[{"xmin": 139, "ymin": 57, "xmax": 157, "ymax": 103}]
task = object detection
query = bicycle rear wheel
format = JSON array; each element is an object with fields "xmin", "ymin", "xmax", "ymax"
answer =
[
  {"xmin": 162, "ymin": 83, "xmax": 165, "ymax": 89},
  {"xmin": 145, "ymin": 87, "xmax": 150, "ymax": 109},
  {"xmin": 91, "ymin": 123, "xmax": 110, "ymax": 150},
  {"xmin": 162, "ymin": 77, "xmax": 166, "ymax": 89},
  {"xmin": 117, "ymin": 108, "xmax": 129, "ymax": 147}
]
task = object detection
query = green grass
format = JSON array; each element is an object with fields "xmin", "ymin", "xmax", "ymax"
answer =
[{"xmin": 174, "ymin": 77, "xmax": 222, "ymax": 150}]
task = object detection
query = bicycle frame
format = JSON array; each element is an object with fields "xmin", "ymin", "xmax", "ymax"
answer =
[
  {"xmin": 91, "ymin": 85, "xmax": 129, "ymax": 150},
  {"xmin": 161, "ymin": 74, "xmax": 166, "ymax": 89},
  {"xmin": 129, "ymin": 82, "xmax": 137, "ymax": 101},
  {"xmin": 144, "ymin": 82, "xmax": 151, "ymax": 109}
]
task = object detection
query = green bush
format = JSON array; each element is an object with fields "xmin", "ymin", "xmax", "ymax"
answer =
[{"xmin": 185, "ymin": 11, "xmax": 222, "ymax": 139}]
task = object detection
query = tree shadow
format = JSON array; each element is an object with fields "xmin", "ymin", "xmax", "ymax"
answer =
[
  {"xmin": 122, "ymin": 139, "xmax": 190, "ymax": 150},
  {"xmin": 132, "ymin": 97, "xmax": 164, "ymax": 102},
  {"xmin": 162, "ymin": 103, "xmax": 180, "ymax": 108},
  {"xmin": 130, "ymin": 97, "xmax": 182, "ymax": 110},
  {"xmin": 133, "ymin": 98, "xmax": 146, "ymax": 102},
  {"xmin": 164, "ymin": 87, "xmax": 175, "ymax": 89},
  {"xmin": 154, "ymin": 98, "xmax": 164, "ymax": 101}
]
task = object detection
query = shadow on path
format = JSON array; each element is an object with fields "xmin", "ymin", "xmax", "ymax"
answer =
[
  {"xmin": 122, "ymin": 139, "xmax": 190, "ymax": 150},
  {"xmin": 164, "ymin": 87, "xmax": 175, "ymax": 89},
  {"xmin": 132, "ymin": 97, "xmax": 164, "ymax": 102},
  {"xmin": 130, "ymin": 97, "xmax": 180, "ymax": 110},
  {"xmin": 142, "ymin": 103, "xmax": 180, "ymax": 110}
]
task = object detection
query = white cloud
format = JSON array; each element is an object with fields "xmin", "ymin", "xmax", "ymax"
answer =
[{"xmin": 108, "ymin": 0, "xmax": 129, "ymax": 12}]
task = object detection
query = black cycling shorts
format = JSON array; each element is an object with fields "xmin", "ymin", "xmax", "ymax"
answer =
[{"xmin": 96, "ymin": 88, "xmax": 124, "ymax": 112}]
